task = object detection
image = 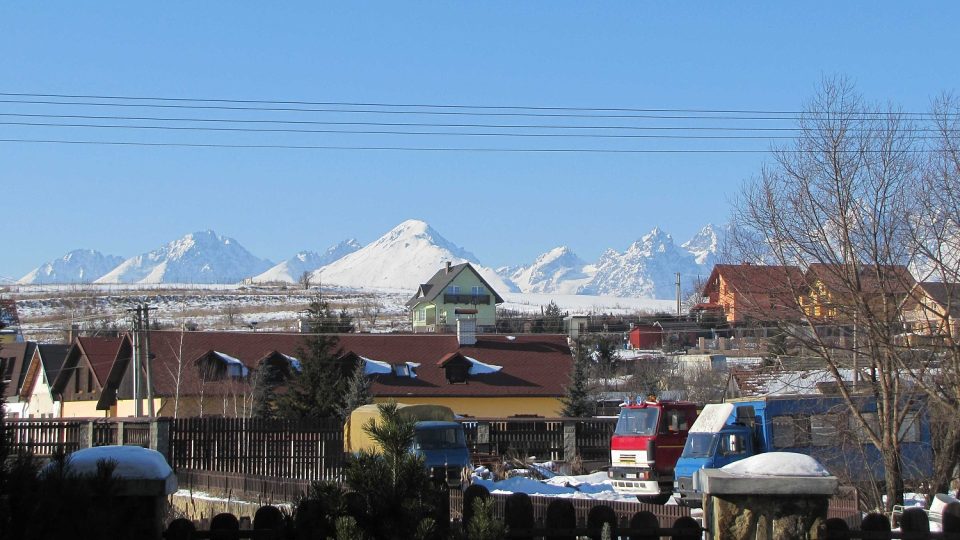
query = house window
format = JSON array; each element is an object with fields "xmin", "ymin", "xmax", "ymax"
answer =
[
  {"xmin": 772, "ymin": 415, "xmax": 810, "ymax": 448},
  {"xmin": 471, "ymin": 286, "xmax": 485, "ymax": 295},
  {"xmin": 87, "ymin": 369, "xmax": 94, "ymax": 392},
  {"xmin": 447, "ymin": 286, "xmax": 460, "ymax": 294},
  {"xmin": 0, "ymin": 357, "xmax": 13, "ymax": 381},
  {"xmin": 74, "ymin": 367, "xmax": 81, "ymax": 393}
]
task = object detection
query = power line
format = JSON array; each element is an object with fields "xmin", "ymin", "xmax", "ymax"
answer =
[
  {"xmin": 2, "ymin": 91, "xmax": 955, "ymax": 118},
  {"xmin": 0, "ymin": 112, "xmax": 809, "ymax": 132},
  {"xmin": 0, "ymin": 120, "xmax": 805, "ymax": 140},
  {"xmin": 0, "ymin": 138, "xmax": 779, "ymax": 153}
]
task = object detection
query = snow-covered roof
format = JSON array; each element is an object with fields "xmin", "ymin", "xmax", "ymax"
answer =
[
  {"xmin": 213, "ymin": 351, "xmax": 249, "ymax": 377},
  {"xmin": 464, "ymin": 356, "xmax": 502, "ymax": 374}
]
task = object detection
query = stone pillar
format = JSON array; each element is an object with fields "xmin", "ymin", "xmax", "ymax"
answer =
[
  {"xmin": 698, "ymin": 337, "xmax": 707, "ymax": 351},
  {"xmin": 84, "ymin": 421, "xmax": 95, "ymax": 449},
  {"xmin": 563, "ymin": 421, "xmax": 577, "ymax": 462},
  {"xmin": 151, "ymin": 418, "xmax": 172, "ymax": 462},
  {"xmin": 696, "ymin": 469, "xmax": 837, "ymax": 540},
  {"xmin": 718, "ymin": 337, "xmax": 728, "ymax": 351},
  {"xmin": 477, "ymin": 421, "xmax": 490, "ymax": 453}
]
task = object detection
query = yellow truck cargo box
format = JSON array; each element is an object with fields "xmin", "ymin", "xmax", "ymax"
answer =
[{"xmin": 343, "ymin": 403, "xmax": 457, "ymax": 453}]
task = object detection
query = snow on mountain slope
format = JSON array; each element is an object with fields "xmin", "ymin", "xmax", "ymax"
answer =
[
  {"xmin": 580, "ymin": 227, "xmax": 705, "ymax": 298},
  {"xmin": 506, "ymin": 246, "xmax": 594, "ymax": 294},
  {"xmin": 315, "ymin": 219, "xmax": 518, "ymax": 292},
  {"xmin": 682, "ymin": 224, "xmax": 720, "ymax": 266},
  {"xmin": 94, "ymin": 231, "xmax": 273, "ymax": 284},
  {"xmin": 253, "ymin": 239, "xmax": 361, "ymax": 283},
  {"xmin": 17, "ymin": 249, "xmax": 125, "ymax": 284}
]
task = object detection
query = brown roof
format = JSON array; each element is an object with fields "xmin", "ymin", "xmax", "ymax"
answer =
[
  {"xmin": 0, "ymin": 342, "xmax": 36, "ymax": 398},
  {"xmin": 805, "ymin": 263, "xmax": 915, "ymax": 295},
  {"xmin": 53, "ymin": 336, "xmax": 129, "ymax": 395},
  {"xmin": 134, "ymin": 331, "xmax": 573, "ymax": 400},
  {"xmin": 909, "ymin": 282, "xmax": 960, "ymax": 318},
  {"xmin": 704, "ymin": 264, "xmax": 805, "ymax": 295}
]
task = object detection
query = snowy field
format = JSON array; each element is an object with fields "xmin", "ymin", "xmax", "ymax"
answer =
[{"xmin": 6, "ymin": 284, "xmax": 675, "ymax": 343}]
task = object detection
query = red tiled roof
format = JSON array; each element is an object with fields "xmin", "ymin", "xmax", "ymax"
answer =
[
  {"xmin": 77, "ymin": 336, "xmax": 127, "ymax": 384},
  {"xmin": 806, "ymin": 263, "xmax": 915, "ymax": 295},
  {"xmin": 141, "ymin": 331, "xmax": 573, "ymax": 399},
  {"xmin": 705, "ymin": 264, "xmax": 805, "ymax": 295}
]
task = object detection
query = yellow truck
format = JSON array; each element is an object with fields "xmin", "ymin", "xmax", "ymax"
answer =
[{"xmin": 344, "ymin": 403, "xmax": 471, "ymax": 487}]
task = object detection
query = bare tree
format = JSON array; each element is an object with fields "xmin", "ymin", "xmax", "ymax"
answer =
[
  {"xmin": 731, "ymin": 77, "xmax": 927, "ymax": 510},
  {"xmin": 299, "ymin": 271, "xmax": 312, "ymax": 291},
  {"xmin": 357, "ymin": 296, "xmax": 383, "ymax": 332}
]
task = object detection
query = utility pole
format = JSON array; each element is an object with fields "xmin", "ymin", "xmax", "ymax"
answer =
[
  {"xmin": 676, "ymin": 273, "xmax": 682, "ymax": 318},
  {"xmin": 143, "ymin": 304, "xmax": 155, "ymax": 417},
  {"xmin": 130, "ymin": 305, "xmax": 143, "ymax": 417}
]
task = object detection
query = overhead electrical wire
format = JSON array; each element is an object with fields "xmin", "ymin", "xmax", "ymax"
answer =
[
  {"xmin": 0, "ymin": 90, "xmax": 950, "ymax": 153},
  {"xmin": 0, "ymin": 91, "xmax": 954, "ymax": 119}
]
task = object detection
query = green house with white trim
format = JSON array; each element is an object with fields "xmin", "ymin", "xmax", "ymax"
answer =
[{"xmin": 406, "ymin": 262, "xmax": 504, "ymax": 333}]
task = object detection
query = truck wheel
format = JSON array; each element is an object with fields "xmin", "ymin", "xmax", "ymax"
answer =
[{"xmin": 637, "ymin": 494, "xmax": 671, "ymax": 505}]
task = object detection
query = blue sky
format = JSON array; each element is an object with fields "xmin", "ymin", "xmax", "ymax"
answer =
[{"xmin": 2, "ymin": 2, "xmax": 959, "ymax": 280}]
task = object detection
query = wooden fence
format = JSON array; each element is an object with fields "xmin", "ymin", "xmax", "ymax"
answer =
[
  {"xmin": 3, "ymin": 417, "xmax": 156, "ymax": 457},
  {"xmin": 167, "ymin": 417, "xmax": 344, "ymax": 482},
  {"xmin": 462, "ymin": 417, "xmax": 616, "ymax": 463}
]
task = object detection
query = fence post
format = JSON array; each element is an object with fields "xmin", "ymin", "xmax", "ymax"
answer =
[
  {"xmin": 563, "ymin": 421, "xmax": 577, "ymax": 463},
  {"xmin": 117, "ymin": 421, "xmax": 125, "ymax": 445},
  {"xmin": 151, "ymin": 418, "xmax": 172, "ymax": 463},
  {"xmin": 477, "ymin": 421, "xmax": 491, "ymax": 453},
  {"xmin": 84, "ymin": 421, "xmax": 94, "ymax": 449}
]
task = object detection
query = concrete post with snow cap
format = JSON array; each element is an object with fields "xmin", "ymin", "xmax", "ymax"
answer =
[{"xmin": 696, "ymin": 452, "xmax": 837, "ymax": 540}]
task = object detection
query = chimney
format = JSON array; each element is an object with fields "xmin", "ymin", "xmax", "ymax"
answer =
[
  {"xmin": 446, "ymin": 261, "xmax": 452, "ymax": 274},
  {"xmin": 457, "ymin": 317, "xmax": 477, "ymax": 347}
]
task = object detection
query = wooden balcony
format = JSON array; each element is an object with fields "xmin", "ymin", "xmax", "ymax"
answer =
[{"xmin": 443, "ymin": 293, "xmax": 491, "ymax": 305}]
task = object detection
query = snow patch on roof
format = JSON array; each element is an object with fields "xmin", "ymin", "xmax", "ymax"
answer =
[{"xmin": 464, "ymin": 356, "xmax": 502, "ymax": 374}]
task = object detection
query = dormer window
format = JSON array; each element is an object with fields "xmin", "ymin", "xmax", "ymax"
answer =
[{"xmin": 438, "ymin": 353, "xmax": 471, "ymax": 384}]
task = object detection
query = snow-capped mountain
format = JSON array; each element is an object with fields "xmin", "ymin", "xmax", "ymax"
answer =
[
  {"xmin": 506, "ymin": 246, "xmax": 594, "ymax": 294},
  {"xmin": 579, "ymin": 227, "xmax": 707, "ymax": 298},
  {"xmin": 682, "ymin": 223, "xmax": 721, "ymax": 266},
  {"xmin": 315, "ymin": 219, "xmax": 518, "ymax": 292},
  {"xmin": 94, "ymin": 231, "xmax": 273, "ymax": 284},
  {"xmin": 17, "ymin": 249, "xmax": 125, "ymax": 284},
  {"xmin": 253, "ymin": 239, "xmax": 361, "ymax": 283},
  {"xmin": 16, "ymin": 221, "xmax": 721, "ymax": 298}
]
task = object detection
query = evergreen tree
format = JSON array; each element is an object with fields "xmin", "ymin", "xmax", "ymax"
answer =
[
  {"xmin": 561, "ymin": 345, "xmax": 593, "ymax": 417},
  {"xmin": 542, "ymin": 301, "xmax": 565, "ymax": 333},
  {"xmin": 338, "ymin": 358, "xmax": 372, "ymax": 420},
  {"xmin": 277, "ymin": 296, "xmax": 350, "ymax": 420},
  {"xmin": 250, "ymin": 360, "xmax": 287, "ymax": 419}
]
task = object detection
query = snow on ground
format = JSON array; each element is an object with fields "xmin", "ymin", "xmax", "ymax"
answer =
[
  {"xmin": 501, "ymin": 292, "xmax": 674, "ymax": 315},
  {"xmin": 721, "ymin": 452, "xmax": 831, "ymax": 477},
  {"xmin": 472, "ymin": 468, "xmax": 639, "ymax": 502}
]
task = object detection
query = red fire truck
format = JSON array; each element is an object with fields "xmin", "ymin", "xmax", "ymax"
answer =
[{"xmin": 608, "ymin": 395, "xmax": 698, "ymax": 503}]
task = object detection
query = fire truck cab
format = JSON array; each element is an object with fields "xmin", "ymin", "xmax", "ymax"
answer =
[{"xmin": 608, "ymin": 395, "xmax": 698, "ymax": 502}]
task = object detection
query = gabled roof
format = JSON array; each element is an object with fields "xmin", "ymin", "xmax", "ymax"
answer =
[
  {"xmin": 53, "ymin": 335, "xmax": 129, "ymax": 395},
  {"xmin": 111, "ymin": 330, "xmax": 572, "ymax": 401},
  {"xmin": 19, "ymin": 344, "xmax": 70, "ymax": 400},
  {"xmin": 703, "ymin": 264, "xmax": 805, "ymax": 295},
  {"xmin": 906, "ymin": 282, "xmax": 960, "ymax": 318},
  {"xmin": 0, "ymin": 341, "xmax": 37, "ymax": 398},
  {"xmin": 805, "ymin": 263, "xmax": 915, "ymax": 296},
  {"xmin": 406, "ymin": 262, "xmax": 505, "ymax": 307}
]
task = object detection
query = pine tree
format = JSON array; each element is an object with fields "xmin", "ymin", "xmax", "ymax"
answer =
[
  {"xmin": 276, "ymin": 296, "xmax": 349, "ymax": 420},
  {"xmin": 560, "ymin": 345, "xmax": 593, "ymax": 417},
  {"xmin": 251, "ymin": 360, "xmax": 287, "ymax": 419}
]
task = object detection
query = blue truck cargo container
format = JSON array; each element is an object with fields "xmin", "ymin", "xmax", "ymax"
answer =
[{"xmin": 673, "ymin": 394, "xmax": 932, "ymax": 506}]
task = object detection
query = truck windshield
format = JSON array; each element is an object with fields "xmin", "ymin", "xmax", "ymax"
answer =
[
  {"xmin": 614, "ymin": 408, "xmax": 660, "ymax": 436},
  {"xmin": 681, "ymin": 433, "xmax": 718, "ymax": 458},
  {"xmin": 414, "ymin": 428, "xmax": 466, "ymax": 450}
]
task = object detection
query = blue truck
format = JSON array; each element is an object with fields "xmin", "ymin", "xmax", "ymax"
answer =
[
  {"xmin": 344, "ymin": 403, "xmax": 471, "ymax": 488},
  {"xmin": 673, "ymin": 395, "xmax": 933, "ymax": 506}
]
